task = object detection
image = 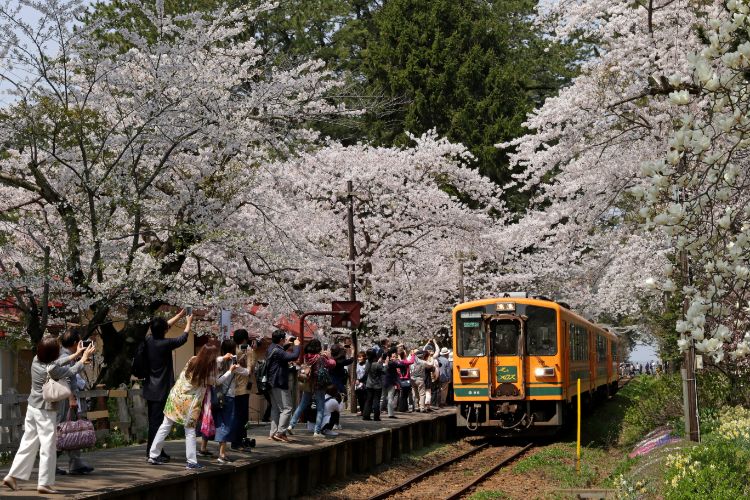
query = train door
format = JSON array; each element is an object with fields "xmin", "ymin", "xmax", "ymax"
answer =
[{"xmin": 488, "ymin": 315, "xmax": 525, "ymax": 399}]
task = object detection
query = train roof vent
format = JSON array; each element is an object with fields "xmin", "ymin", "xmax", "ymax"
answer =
[
  {"xmin": 532, "ymin": 295, "xmax": 552, "ymax": 301},
  {"xmin": 499, "ymin": 292, "xmax": 529, "ymax": 298},
  {"xmin": 556, "ymin": 301, "xmax": 571, "ymax": 309}
]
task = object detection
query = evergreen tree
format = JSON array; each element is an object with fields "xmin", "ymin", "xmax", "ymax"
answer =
[{"xmin": 359, "ymin": 0, "xmax": 577, "ymax": 208}]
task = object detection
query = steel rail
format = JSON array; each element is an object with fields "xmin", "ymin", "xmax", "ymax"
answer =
[
  {"xmin": 366, "ymin": 442, "xmax": 489, "ymax": 500},
  {"xmin": 444, "ymin": 443, "xmax": 534, "ymax": 500}
]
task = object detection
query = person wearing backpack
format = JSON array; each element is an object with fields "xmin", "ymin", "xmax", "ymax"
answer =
[
  {"xmin": 288, "ymin": 339, "xmax": 336, "ymax": 438},
  {"xmin": 266, "ymin": 330, "xmax": 301, "ymax": 443},
  {"xmin": 437, "ymin": 347, "xmax": 452, "ymax": 407},
  {"xmin": 142, "ymin": 309, "xmax": 191, "ymax": 462}
]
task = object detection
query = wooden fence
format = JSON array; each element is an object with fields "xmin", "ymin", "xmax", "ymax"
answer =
[{"xmin": 0, "ymin": 386, "xmax": 148, "ymax": 453}]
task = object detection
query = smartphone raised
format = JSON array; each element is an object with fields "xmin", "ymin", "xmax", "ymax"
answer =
[
  {"xmin": 185, "ymin": 305, "xmax": 193, "ymax": 316},
  {"xmin": 232, "ymin": 355, "xmax": 238, "ymax": 364},
  {"xmin": 82, "ymin": 339, "xmax": 93, "ymax": 348}
]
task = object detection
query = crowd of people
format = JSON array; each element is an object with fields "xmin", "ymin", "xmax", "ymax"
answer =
[
  {"xmin": 2, "ymin": 310, "xmax": 455, "ymax": 493},
  {"xmin": 620, "ymin": 360, "xmax": 665, "ymax": 377}
]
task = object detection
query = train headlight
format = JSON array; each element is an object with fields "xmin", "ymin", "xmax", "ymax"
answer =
[
  {"xmin": 460, "ymin": 368, "xmax": 480, "ymax": 378},
  {"xmin": 534, "ymin": 367, "xmax": 555, "ymax": 377},
  {"xmin": 496, "ymin": 302, "xmax": 516, "ymax": 312}
]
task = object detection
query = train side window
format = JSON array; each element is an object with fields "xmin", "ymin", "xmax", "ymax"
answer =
[
  {"xmin": 526, "ymin": 306, "xmax": 557, "ymax": 355},
  {"xmin": 597, "ymin": 336, "xmax": 606, "ymax": 362},
  {"xmin": 457, "ymin": 314, "xmax": 486, "ymax": 357}
]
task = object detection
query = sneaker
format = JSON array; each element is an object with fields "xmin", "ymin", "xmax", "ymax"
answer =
[
  {"xmin": 159, "ymin": 451, "xmax": 171, "ymax": 462},
  {"xmin": 270, "ymin": 433, "xmax": 283, "ymax": 442},
  {"xmin": 217, "ymin": 456, "xmax": 234, "ymax": 465},
  {"xmin": 286, "ymin": 426, "xmax": 294, "ymax": 435},
  {"xmin": 313, "ymin": 432, "xmax": 325, "ymax": 438},
  {"xmin": 275, "ymin": 433, "xmax": 291, "ymax": 443},
  {"xmin": 56, "ymin": 467, "xmax": 68, "ymax": 475},
  {"xmin": 323, "ymin": 430, "xmax": 339, "ymax": 436},
  {"xmin": 197, "ymin": 449, "xmax": 213, "ymax": 457},
  {"xmin": 148, "ymin": 456, "xmax": 168, "ymax": 465},
  {"xmin": 185, "ymin": 462, "xmax": 204, "ymax": 470}
]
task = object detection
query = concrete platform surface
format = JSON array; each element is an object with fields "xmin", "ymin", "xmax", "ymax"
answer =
[{"xmin": 0, "ymin": 407, "xmax": 455, "ymax": 499}]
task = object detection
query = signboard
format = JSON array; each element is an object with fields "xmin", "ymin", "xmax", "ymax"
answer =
[{"xmin": 331, "ymin": 301, "xmax": 363, "ymax": 328}]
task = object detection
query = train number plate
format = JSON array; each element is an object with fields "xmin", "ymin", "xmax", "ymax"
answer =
[{"xmin": 496, "ymin": 365, "xmax": 518, "ymax": 382}]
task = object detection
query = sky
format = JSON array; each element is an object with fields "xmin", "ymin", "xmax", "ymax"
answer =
[{"xmin": 630, "ymin": 341, "xmax": 658, "ymax": 363}]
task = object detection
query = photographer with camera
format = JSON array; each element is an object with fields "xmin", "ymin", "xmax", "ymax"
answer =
[
  {"xmin": 288, "ymin": 339, "xmax": 336, "ymax": 438},
  {"xmin": 142, "ymin": 309, "xmax": 190, "ymax": 462},
  {"xmin": 265, "ymin": 330, "xmax": 301, "ymax": 443},
  {"xmin": 230, "ymin": 329, "xmax": 254, "ymax": 452},
  {"xmin": 56, "ymin": 328, "xmax": 94, "ymax": 476},
  {"xmin": 203, "ymin": 339, "xmax": 247, "ymax": 464}
]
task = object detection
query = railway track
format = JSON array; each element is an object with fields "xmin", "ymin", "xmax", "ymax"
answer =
[{"xmin": 366, "ymin": 441, "xmax": 533, "ymax": 500}]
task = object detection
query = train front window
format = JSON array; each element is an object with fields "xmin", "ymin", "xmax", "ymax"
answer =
[
  {"xmin": 457, "ymin": 310, "xmax": 486, "ymax": 356},
  {"xmin": 526, "ymin": 305, "xmax": 557, "ymax": 356},
  {"xmin": 491, "ymin": 320, "xmax": 519, "ymax": 355}
]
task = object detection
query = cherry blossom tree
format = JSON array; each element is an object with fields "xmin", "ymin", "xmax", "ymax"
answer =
[
  {"xmin": 0, "ymin": 0, "xmax": 343, "ymax": 383},
  {"xmin": 492, "ymin": 0, "xmax": 721, "ymax": 336},
  {"xmin": 200, "ymin": 132, "xmax": 505, "ymax": 342}
]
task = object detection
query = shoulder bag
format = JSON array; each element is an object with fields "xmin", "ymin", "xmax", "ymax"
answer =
[{"xmin": 42, "ymin": 366, "xmax": 73, "ymax": 403}]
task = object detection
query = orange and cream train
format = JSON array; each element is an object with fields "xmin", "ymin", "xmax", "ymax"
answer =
[{"xmin": 452, "ymin": 293, "xmax": 620, "ymax": 434}]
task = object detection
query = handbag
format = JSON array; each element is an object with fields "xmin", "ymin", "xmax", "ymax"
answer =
[
  {"xmin": 212, "ymin": 372, "xmax": 234, "ymax": 409},
  {"xmin": 398, "ymin": 378, "xmax": 412, "ymax": 390},
  {"xmin": 200, "ymin": 388, "xmax": 216, "ymax": 439},
  {"xmin": 57, "ymin": 409, "xmax": 96, "ymax": 451},
  {"xmin": 42, "ymin": 366, "xmax": 72, "ymax": 403}
]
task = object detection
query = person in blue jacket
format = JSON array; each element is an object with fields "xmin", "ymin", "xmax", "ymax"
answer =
[{"xmin": 265, "ymin": 330, "xmax": 301, "ymax": 442}]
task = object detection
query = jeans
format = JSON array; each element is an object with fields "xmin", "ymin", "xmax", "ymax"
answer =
[
  {"xmin": 290, "ymin": 390, "xmax": 326, "ymax": 433},
  {"xmin": 149, "ymin": 416, "xmax": 197, "ymax": 465},
  {"xmin": 8, "ymin": 406, "xmax": 57, "ymax": 487},
  {"xmin": 385, "ymin": 385, "xmax": 398, "ymax": 417},
  {"xmin": 363, "ymin": 388, "xmax": 382, "ymax": 420},
  {"xmin": 269, "ymin": 387, "xmax": 293, "ymax": 437}
]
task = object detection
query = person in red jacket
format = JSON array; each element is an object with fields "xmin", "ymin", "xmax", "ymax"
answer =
[{"xmin": 288, "ymin": 339, "xmax": 336, "ymax": 438}]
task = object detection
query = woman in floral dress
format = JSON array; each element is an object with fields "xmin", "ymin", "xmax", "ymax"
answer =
[{"xmin": 148, "ymin": 344, "xmax": 236, "ymax": 469}]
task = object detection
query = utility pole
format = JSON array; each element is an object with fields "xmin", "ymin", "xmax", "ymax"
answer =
[
  {"xmin": 458, "ymin": 258, "xmax": 465, "ymax": 303},
  {"xmin": 346, "ymin": 180, "xmax": 359, "ymax": 413}
]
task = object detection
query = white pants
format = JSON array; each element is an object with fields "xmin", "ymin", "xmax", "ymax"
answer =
[
  {"xmin": 149, "ymin": 416, "xmax": 197, "ymax": 465},
  {"xmin": 8, "ymin": 405, "xmax": 57, "ymax": 487}
]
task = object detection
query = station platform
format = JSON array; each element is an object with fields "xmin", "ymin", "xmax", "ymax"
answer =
[{"xmin": 1, "ymin": 407, "xmax": 457, "ymax": 499}]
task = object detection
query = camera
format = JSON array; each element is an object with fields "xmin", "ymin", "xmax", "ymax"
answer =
[
  {"xmin": 287, "ymin": 335, "xmax": 297, "ymax": 342},
  {"xmin": 240, "ymin": 344, "xmax": 249, "ymax": 351},
  {"xmin": 82, "ymin": 339, "xmax": 93, "ymax": 348}
]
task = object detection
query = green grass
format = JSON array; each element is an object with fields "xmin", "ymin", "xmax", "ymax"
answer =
[
  {"xmin": 469, "ymin": 491, "xmax": 508, "ymax": 500},
  {"xmin": 512, "ymin": 442, "xmax": 607, "ymax": 488}
]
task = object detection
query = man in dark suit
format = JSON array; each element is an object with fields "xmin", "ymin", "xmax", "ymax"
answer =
[{"xmin": 142, "ymin": 310, "xmax": 191, "ymax": 461}]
